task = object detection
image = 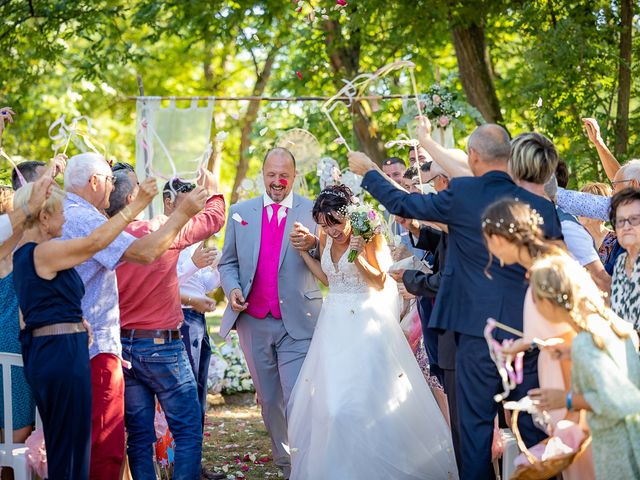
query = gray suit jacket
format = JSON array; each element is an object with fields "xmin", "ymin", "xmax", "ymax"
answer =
[{"xmin": 218, "ymin": 194, "xmax": 322, "ymax": 340}]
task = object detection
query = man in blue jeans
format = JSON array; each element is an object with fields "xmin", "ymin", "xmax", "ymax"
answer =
[{"xmin": 110, "ymin": 168, "xmax": 226, "ymax": 480}]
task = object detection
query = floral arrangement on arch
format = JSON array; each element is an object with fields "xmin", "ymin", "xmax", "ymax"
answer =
[
  {"xmin": 398, "ymin": 83, "xmax": 483, "ymax": 131},
  {"xmin": 208, "ymin": 331, "xmax": 255, "ymax": 395}
]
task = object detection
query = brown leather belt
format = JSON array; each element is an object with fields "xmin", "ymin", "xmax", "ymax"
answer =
[
  {"xmin": 32, "ymin": 322, "xmax": 86, "ymax": 337},
  {"xmin": 120, "ymin": 328, "xmax": 181, "ymax": 340}
]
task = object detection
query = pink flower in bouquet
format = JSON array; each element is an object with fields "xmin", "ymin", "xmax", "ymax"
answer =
[
  {"xmin": 367, "ymin": 210, "xmax": 377, "ymax": 220},
  {"xmin": 432, "ymin": 94, "xmax": 442, "ymax": 105},
  {"xmin": 438, "ymin": 116, "xmax": 450, "ymax": 128},
  {"xmin": 25, "ymin": 429, "xmax": 48, "ymax": 479}
]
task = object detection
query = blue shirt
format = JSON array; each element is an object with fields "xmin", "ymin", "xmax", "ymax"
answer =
[{"xmin": 61, "ymin": 192, "xmax": 135, "ymax": 358}]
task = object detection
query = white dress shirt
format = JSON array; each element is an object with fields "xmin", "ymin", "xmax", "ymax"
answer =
[
  {"xmin": 0, "ymin": 214, "xmax": 12, "ymax": 243},
  {"xmin": 177, "ymin": 242, "xmax": 221, "ymax": 308},
  {"xmin": 262, "ymin": 191, "xmax": 294, "ymax": 226}
]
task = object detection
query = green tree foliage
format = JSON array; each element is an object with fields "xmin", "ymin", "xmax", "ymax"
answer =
[{"xmin": 0, "ymin": 0, "xmax": 637, "ymax": 192}]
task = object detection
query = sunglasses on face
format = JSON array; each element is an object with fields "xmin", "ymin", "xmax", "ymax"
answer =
[{"xmin": 175, "ymin": 183, "xmax": 196, "ymax": 194}]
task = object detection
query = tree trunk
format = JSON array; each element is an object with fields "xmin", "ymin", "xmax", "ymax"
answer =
[
  {"xmin": 451, "ymin": 22, "xmax": 503, "ymax": 124},
  {"xmin": 322, "ymin": 19, "xmax": 386, "ymax": 164},
  {"xmin": 614, "ymin": 0, "xmax": 633, "ymax": 155},
  {"xmin": 230, "ymin": 45, "xmax": 279, "ymax": 204}
]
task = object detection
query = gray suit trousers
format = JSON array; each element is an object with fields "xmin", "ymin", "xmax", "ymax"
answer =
[{"xmin": 236, "ymin": 313, "xmax": 311, "ymax": 478}]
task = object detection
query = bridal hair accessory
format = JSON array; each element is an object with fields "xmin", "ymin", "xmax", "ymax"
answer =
[
  {"xmin": 482, "ymin": 209, "xmax": 544, "ymax": 235},
  {"xmin": 320, "ymin": 189, "xmax": 349, "ymax": 200},
  {"xmin": 537, "ymin": 281, "xmax": 572, "ymax": 310}
]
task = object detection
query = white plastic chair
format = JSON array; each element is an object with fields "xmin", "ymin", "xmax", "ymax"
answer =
[
  {"xmin": 0, "ymin": 352, "xmax": 41, "ymax": 480},
  {"xmin": 500, "ymin": 428, "xmax": 520, "ymax": 480}
]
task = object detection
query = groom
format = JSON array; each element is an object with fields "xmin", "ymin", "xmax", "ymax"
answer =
[{"xmin": 219, "ymin": 147, "xmax": 322, "ymax": 479}]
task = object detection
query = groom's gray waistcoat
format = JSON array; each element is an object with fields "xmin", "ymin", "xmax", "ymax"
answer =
[{"xmin": 218, "ymin": 194, "xmax": 321, "ymax": 340}]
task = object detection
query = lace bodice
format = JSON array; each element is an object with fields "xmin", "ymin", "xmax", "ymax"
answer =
[{"xmin": 321, "ymin": 237, "xmax": 371, "ymax": 295}]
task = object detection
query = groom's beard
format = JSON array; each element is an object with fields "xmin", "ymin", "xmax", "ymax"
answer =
[{"xmin": 266, "ymin": 182, "xmax": 289, "ymax": 202}]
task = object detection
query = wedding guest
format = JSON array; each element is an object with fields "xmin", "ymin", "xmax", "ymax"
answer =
[
  {"xmin": 12, "ymin": 177, "xmax": 156, "ymax": 479},
  {"xmin": 349, "ymin": 117, "xmax": 562, "ymax": 480},
  {"xmin": 111, "ymin": 170, "xmax": 225, "ymax": 479},
  {"xmin": 61, "ymin": 153, "xmax": 206, "ymax": 480},
  {"xmin": 556, "ymin": 159, "xmax": 640, "ymax": 223},
  {"xmin": 555, "ymin": 160, "xmax": 569, "ymax": 188},
  {"xmin": 579, "ymin": 182, "xmax": 616, "ymax": 265},
  {"xmin": 527, "ymin": 254, "xmax": 640, "ymax": 480},
  {"xmin": 482, "ymin": 199, "xmax": 595, "ymax": 480},
  {"xmin": 11, "ymin": 154, "xmax": 67, "ymax": 191},
  {"xmin": 173, "ymin": 186, "xmax": 220, "ymax": 432},
  {"xmin": 508, "ymin": 132, "xmax": 610, "ymax": 292},
  {"xmin": 608, "ymin": 188, "xmax": 640, "ymax": 332},
  {"xmin": 0, "ymin": 186, "xmax": 35, "ymax": 449},
  {"xmin": 408, "ymin": 144, "xmax": 431, "ymax": 166},
  {"xmin": 0, "ymin": 175, "xmax": 53, "ymax": 246},
  {"xmin": 401, "ymin": 166, "xmax": 418, "ymax": 192},
  {"xmin": 381, "ymin": 156, "xmax": 406, "ymax": 183},
  {"xmin": 393, "ymin": 163, "xmax": 461, "ymax": 470}
]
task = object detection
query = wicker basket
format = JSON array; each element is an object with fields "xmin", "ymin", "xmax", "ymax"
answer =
[{"xmin": 509, "ymin": 410, "xmax": 592, "ymax": 480}]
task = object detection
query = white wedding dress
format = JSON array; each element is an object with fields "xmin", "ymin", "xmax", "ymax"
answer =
[{"xmin": 287, "ymin": 238, "xmax": 458, "ymax": 479}]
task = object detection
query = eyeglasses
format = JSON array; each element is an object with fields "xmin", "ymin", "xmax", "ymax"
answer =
[
  {"xmin": 614, "ymin": 214, "xmax": 640, "ymax": 229},
  {"xmin": 612, "ymin": 179, "xmax": 632, "ymax": 186},
  {"xmin": 94, "ymin": 174, "xmax": 116, "ymax": 184},
  {"xmin": 427, "ymin": 174, "xmax": 443, "ymax": 186},
  {"xmin": 174, "ymin": 183, "xmax": 195, "ymax": 194}
]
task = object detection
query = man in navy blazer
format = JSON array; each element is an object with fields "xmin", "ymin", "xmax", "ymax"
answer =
[{"xmin": 349, "ymin": 122, "xmax": 563, "ymax": 480}]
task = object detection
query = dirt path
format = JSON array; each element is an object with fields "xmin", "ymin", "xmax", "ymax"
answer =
[{"xmin": 202, "ymin": 393, "xmax": 282, "ymax": 480}]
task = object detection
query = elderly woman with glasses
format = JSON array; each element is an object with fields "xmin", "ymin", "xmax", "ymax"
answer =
[
  {"xmin": 609, "ymin": 188, "xmax": 640, "ymax": 333},
  {"xmin": 12, "ymin": 177, "xmax": 156, "ymax": 479}
]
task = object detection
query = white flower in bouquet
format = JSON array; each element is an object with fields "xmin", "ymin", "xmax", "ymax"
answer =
[{"xmin": 340, "ymin": 202, "xmax": 382, "ymax": 262}]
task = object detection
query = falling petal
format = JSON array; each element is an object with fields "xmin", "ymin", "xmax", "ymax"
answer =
[
  {"xmin": 334, "ymin": 137, "xmax": 345, "ymax": 144},
  {"xmin": 336, "ymin": 0, "xmax": 347, "ymax": 5},
  {"xmin": 296, "ymin": 71, "xmax": 303, "ymax": 80},
  {"xmin": 259, "ymin": 127, "xmax": 268, "ymax": 136},
  {"xmin": 536, "ymin": 97, "xmax": 543, "ymax": 108}
]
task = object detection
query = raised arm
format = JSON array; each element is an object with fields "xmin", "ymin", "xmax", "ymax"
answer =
[
  {"xmin": 122, "ymin": 186, "xmax": 210, "ymax": 264},
  {"xmin": 416, "ymin": 116, "xmax": 472, "ymax": 178},
  {"xmin": 349, "ymin": 153, "xmax": 452, "ymax": 223},
  {"xmin": 556, "ymin": 188, "xmax": 611, "ymax": 221},
  {"xmin": 582, "ymin": 118, "xmax": 621, "ymax": 182},
  {"xmin": 34, "ymin": 179, "xmax": 157, "ymax": 278}
]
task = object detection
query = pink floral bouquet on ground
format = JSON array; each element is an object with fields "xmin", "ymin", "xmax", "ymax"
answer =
[{"xmin": 341, "ymin": 202, "xmax": 382, "ymax": 262}]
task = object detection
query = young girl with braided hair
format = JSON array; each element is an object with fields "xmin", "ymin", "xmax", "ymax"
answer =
[
  {"xmin": 528, "ymin": 254, "xmax": 640, "ymax": 480},
  {"xmin": 481, "ymin": 198, "xmax": 595, "ymax": 479}
]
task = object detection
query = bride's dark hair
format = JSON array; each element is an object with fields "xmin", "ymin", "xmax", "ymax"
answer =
[{"xmin": 312, "ymin": 184, "xmax": 355, "ymax": 226}]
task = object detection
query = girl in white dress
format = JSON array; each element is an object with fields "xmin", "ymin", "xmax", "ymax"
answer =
[{"xmin": 288, "ymin": 185, "xmax": 458, "ymax": 480}]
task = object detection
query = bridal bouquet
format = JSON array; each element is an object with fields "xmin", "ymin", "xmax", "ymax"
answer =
[{"xmin": 342, "ymin": 203, "xmax": 382, "ymax": 262}]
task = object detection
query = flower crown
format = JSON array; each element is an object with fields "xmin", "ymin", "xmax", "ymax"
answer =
[{"xmin": 481, "ymin": 209, "xmax": 544, "ymax": 235}]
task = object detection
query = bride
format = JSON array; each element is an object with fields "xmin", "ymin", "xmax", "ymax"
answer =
[{"xmin": 288, "ymin": 185, "xmax": 458, "ymax": 480}]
